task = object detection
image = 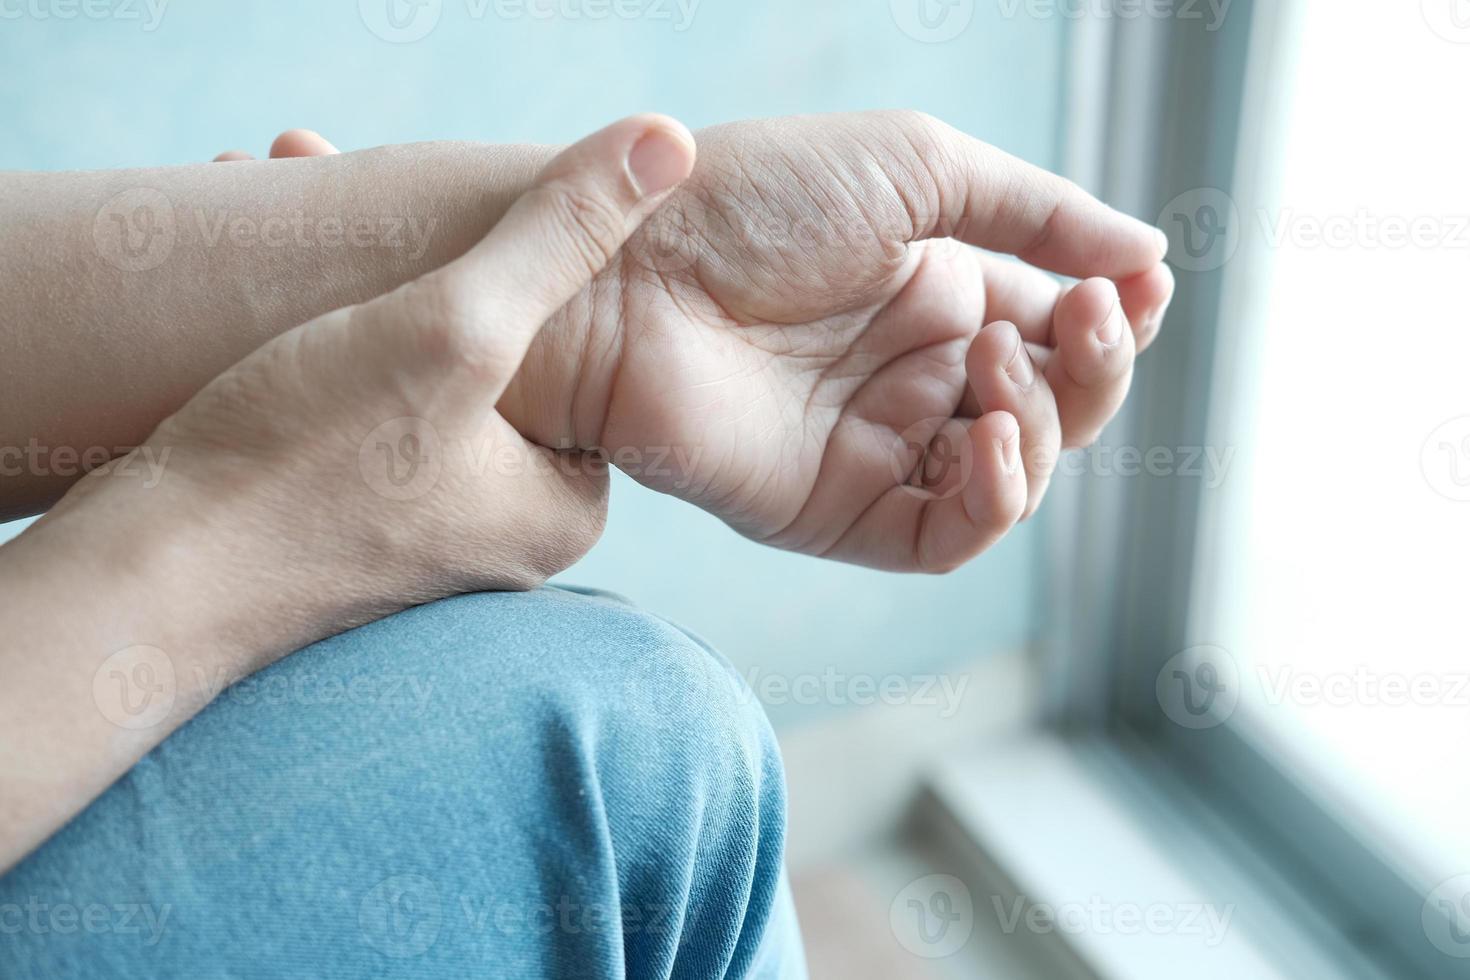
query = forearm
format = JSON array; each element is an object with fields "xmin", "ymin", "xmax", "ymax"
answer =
[
  {"xmin": 0, "ymin": 469, "xmax": 306, "ymax": 873},
  {"xmin": 0, "ymin": 141, "xmax": 556, "ymax": 519},
  {"xmin": 0, "ymin": 113, "xmax": 693, "ymax": 873}
]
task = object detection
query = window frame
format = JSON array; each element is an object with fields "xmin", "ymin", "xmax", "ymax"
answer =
[{"xmin": 1043, "ymin": 2, "xmax": 1466, "ymax": 977}]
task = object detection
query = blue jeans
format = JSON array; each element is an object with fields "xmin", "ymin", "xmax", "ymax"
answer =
[{"xmin": 0, "ymin": 587, "xmax": 806, "ymax": 979}]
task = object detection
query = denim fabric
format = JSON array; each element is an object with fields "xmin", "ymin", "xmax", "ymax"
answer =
[{"xmin": 0, "ymin": 586, "xmax": 806, "ymax": 979}]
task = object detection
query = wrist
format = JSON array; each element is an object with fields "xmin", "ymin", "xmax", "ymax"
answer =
[
  {"xmin": 25, "ymin": 449, "xmax": 358, "ymax": 679},
  {"xmin": 497, "ymin": 252, "xmax": 631, "ymax": 452}
]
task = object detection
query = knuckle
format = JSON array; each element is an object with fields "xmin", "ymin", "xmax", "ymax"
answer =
[
  {"xmin": 397, "ymin": 275, "xmax": 509, "ymax": 379},
  {"xmin": 530, "ymin": 180, "xmax": 628, "ymax": 282},
  {"xmin": 888, "ymin": 108, "xmax": 946, "ymax": 145}
]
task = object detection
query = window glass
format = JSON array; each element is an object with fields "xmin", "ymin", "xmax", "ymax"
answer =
[{"xmin": 1199, "ymin": 0, "xmax": 1470, "ymax": 876}]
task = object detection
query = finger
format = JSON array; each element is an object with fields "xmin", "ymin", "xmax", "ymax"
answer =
[
  {"xmin": 901, "ymin": 113, "xmax": 1167, "ymax": 280},
  {"xmin": 1044, "ymin": 278, "xmax": 1137, "ymax": 449},
  {"xmin": 1115, "ymin": 261, "xmax": 1175, "ymax": 352},
  {"xmin": 212, "ymin": 150, "xmax": 253, "ymax": 162},
  {"xmin": 959, "ymin": 255, "xmax": 1166, "ymax": 418},
  {"xmin": 977, "ymin": 253, "xmax": 1063, "ymax": 344},
  {"xmin": 412, "ymin": 113, "xmax": 695, "ymax": 392},
  {"xmin": 966, "ymin": 320, "xmax": 1062, "ymax": 518},
  {"xmin": 269, "ymin": 129, "xmax": 340, "ymax": 159},
  {"xmin": 917, "ymin": 411, "xmax": 1028, "ymax": 571},
  {"xmin": 828, "ymin": 413, "xmax": 1026, "ymax": 573},
  {"xmin": 975, "ymin": 252, "xmax": 1175, "ymax": 352}
]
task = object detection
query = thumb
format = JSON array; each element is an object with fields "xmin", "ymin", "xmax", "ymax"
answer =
[{"xmin": 412, "ymin": 114, "xmax": 696, "ymax": 395}]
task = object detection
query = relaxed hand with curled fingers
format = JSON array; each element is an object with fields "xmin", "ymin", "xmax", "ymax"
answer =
[
  {"xmin": 265, "ymin": 111, "xmax": 1174, "ymax": 574},
  {"xmin": 498, "ymin": 111, "xmax": 1175, "ymax": 572},
  {"xmin": 8, "ymin": 109, "xmax": 1172, "ymax": 581}
]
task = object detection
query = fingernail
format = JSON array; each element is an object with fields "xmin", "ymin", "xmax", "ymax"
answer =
[
  {"xmin": 1154, "ymin": 228, "xmax": 1170, "ymax": 257},
  {"xmin": 998, "ymin": 430, "xmax": 1021, "ymax": 476},
  {"xmin": 1005, "ymin": 333, "xmax": 1035, "ymax": 389},
  {"xmin": 1097, "ymin": 299, "xmax": 1124, "ymax": 348},
  {"xmin": 627, "ymin": 126, "xmax": 694, "ymax": 198}
]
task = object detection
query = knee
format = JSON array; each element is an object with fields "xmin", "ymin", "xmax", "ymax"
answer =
[
  {"xmin": 452, "ymin": 586, "xmax": 782, "ymax": 802},
  {"xmin": 0, "ymin": 587, "xmax": 796, "ymax": 979},
  {"xmin": 320, "ymin": 586, "xmax": 792, "ymax": 976},
  {"xmin": 348, "ymin": 586, "xmax": 781, "ymax": 796}
]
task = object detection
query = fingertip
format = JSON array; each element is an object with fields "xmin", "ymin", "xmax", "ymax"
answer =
[
  {"xmin": 1053, "ymin": 278, "xmax": 1134, "ymax": 389},
  {"xmin": 969, "ymin": 318, "xmax": 1021, "ymax": 368},
  {"xmin": 628, "ymin": 112, "xmax": 696, "ymax": 156},
  {"xmin": 1116, "ymin": 262, "xmax": 1175, "ymax": 351},
  {"xmin": 212, "ymin": 150, "xmax": 253, "ymax": 163},
  {"xmin": 536, "ymin": 114, "xmax": 695, "ymax": 204},
  {"xmin": 972, "ymin": 410, "xmax": 1026, "ymax": 521},
  {"xmin": 269, "ymin": 129, "xmax": 340, "ymax": 159},
  {"xmin": 1046, "ymin": 278, "xmax": 1138, "ymax": 449},
  {"xmin": 1061, "ymin": 278, "xmax": 1123, "ymax": 339},
  {"xmin": 987, "ymin": 409, "xmax": 1022, "ymax": 465},
  {"xmin": 626, "ymin": 116, "xmax": 696, "ymax": 197}
]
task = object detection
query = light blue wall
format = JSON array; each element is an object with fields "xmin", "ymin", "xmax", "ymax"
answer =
[{"xmin": 0, "ymin": 0, "xmax": 1064, "ymax": 726}]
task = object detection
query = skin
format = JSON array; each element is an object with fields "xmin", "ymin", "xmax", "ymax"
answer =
[
  {"xmin": 0, "ymin": 137, "xmax": 552, "ymax": 517},
  {"xmin": 0, "ymin": 110, "xmax": 1172, "ymax": 869},
  {"xmin": 0, "ymin": 115, "xmax": 696, "ymax": 873},
  {"xmin": 499, "ymin": 112, "xmax": 1175, "ymax": 571},
  {"xmin": 2, "ymin": 113, "xmax": 1172, "ymax": 568}
]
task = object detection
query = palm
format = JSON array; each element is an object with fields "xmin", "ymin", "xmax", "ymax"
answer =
[
  {"xmin": 524, "ymin": 111, "xmax": 1172, "ymax": 571},
  {"xmin": 605, "ymin": 120, "xmax": 978, "ymax": 566}
]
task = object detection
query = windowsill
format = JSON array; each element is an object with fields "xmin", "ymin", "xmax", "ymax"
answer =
[{"xmin": 921, "ymin": 733, "xmax": 1388, "ymax": 980}]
